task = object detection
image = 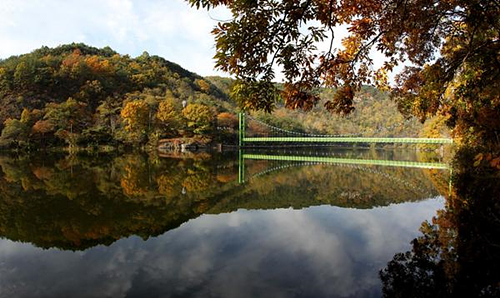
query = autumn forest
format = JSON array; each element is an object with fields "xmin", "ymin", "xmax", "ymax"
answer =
[
  {"xmin": 0, "ymin": 0, "xmax": 498, "ymax": 296},
  {"xmin": 0, "ymin": 43, "xmax": 446, "ymax": 151}
]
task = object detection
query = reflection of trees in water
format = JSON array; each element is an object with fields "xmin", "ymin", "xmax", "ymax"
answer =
[
  {"xmin": 0, "ymin": 152, "xmax": 443, "ymax": 251},
  {"xmin": 241, "ymin": 160, "xmax": 442, "ymax": 209},
  {"xmin": 0, "ymin": 153, "xmax": 238, "ymax": 250},
  {"xmin": 380, "ymin": 148, "xmax": 500, "ymax": 297}
]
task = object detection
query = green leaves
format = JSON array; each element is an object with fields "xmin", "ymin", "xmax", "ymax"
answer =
[{"xmin": 231, "ymin": 79, "xmax": 278, "ymax": 112}]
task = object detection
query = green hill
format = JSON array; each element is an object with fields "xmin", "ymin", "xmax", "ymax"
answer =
[
  {"xmin": 0, "ymin": 43, "xmax": 236, "ymax": 149},
  {"xmin": 0, "ymin": 43, "xmax": 445, "ymax": 150}
]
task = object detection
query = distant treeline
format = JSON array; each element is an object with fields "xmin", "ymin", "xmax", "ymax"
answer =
[{"xmin": 0, "ymin": 43, "xmax": 447, "ymax": 150}]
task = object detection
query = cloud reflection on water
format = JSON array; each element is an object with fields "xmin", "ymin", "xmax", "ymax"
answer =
[{"xmin": 0, "ymin": 198, "xmax": 443, "ymax": 298}]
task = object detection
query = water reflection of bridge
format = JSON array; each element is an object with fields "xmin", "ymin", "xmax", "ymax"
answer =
[{"xmin": 238, "ymin": 150, "xmax": 450, "ymax": 184}]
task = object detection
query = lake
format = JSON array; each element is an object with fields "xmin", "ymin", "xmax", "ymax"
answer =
[{"xmin": 0, "ymin": 148, "xmax": 450, "ymax": 297}]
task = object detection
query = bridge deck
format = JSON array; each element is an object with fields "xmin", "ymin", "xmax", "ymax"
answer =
[{"xmin": 243, "ymin": 137, "xmax": 453, "ymax": 144}]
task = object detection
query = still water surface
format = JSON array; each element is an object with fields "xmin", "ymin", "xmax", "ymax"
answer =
[{"xmin": 0, "ymin": 149, "xmax": 448, "ymax": 297}]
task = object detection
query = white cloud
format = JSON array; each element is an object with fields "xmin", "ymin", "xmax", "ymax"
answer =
[
  {"xmin": 0, "ymin": 197, "xmax": 443, "ymax": 298},
  {"xmin": 0, "ymin": 0, "xmax": 404, "ymax": 81},
  {"xmin": 0, "ymin": 0, "xmax": 230, "ymax": 76}
]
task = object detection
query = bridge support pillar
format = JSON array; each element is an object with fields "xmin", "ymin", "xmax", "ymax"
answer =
[
  {"xmin": 238, "ymin": 149, "xmax": 245, "ymax": 183},
  {"xmin": 238, "ymin": 112, "xmax": 246, "ymax": 147},
  {"xmin": 238, "ymin": 112, "xmax": 242, "ymax": 147}
]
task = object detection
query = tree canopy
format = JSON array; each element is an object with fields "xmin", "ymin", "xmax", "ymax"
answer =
[
  {"xmin": 0, "ymin": 43, "xmax": 239, "ymax": 148},
  {"xmin": 187, "ymin": 0, "xmax": 499, "ymax": 145},
  {"xmin": 0, "ymin": 43, "xmax": 433, "ymax": 150}
]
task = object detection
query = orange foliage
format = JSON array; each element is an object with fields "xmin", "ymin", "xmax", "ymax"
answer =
[{"xmin": 216, "ymin": 112, "xmax": 238, "ymax": 128}]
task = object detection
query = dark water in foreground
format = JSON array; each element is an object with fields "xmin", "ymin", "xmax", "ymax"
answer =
[{"xmin": 0, "ymin": 149, "xmax": 452, "ymax": 297}]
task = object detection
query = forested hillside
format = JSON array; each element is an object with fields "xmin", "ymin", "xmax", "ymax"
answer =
[
  {"xmin": 0, "ymin": 44, "xmax": 445, "ymax": 150},
  {"xmin": 209, "ymin": 77, "xmax": 445, "ymax": 141},
  {"xmin": 0, "ymin": 43, "xmax": 235, "ymax": 149},
  {"xmin": 245, "ymin": 87, "xmax": 424, "ymax": 138}
]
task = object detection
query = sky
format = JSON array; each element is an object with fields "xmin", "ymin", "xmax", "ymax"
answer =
[
  {"xmin": 0, "ymin": 0, "xmax": 397, "ymax": 81},
  {"xmin": 0, "ymin": 0, "xmax": 231, "ymax": 77}
]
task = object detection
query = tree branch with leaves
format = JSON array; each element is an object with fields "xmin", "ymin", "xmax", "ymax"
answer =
[{"xmin": 187, "ymin": 0, "xmax": 500, "ymax": 147}]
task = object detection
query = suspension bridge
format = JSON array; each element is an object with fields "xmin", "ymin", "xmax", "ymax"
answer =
[
  {"xmin": 235, "ymin": 112, "xmax": 453, "ymax": 191},
  {"xmin": 237, "ymin": 113, "xmax": 453, "ymax": 146}
]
